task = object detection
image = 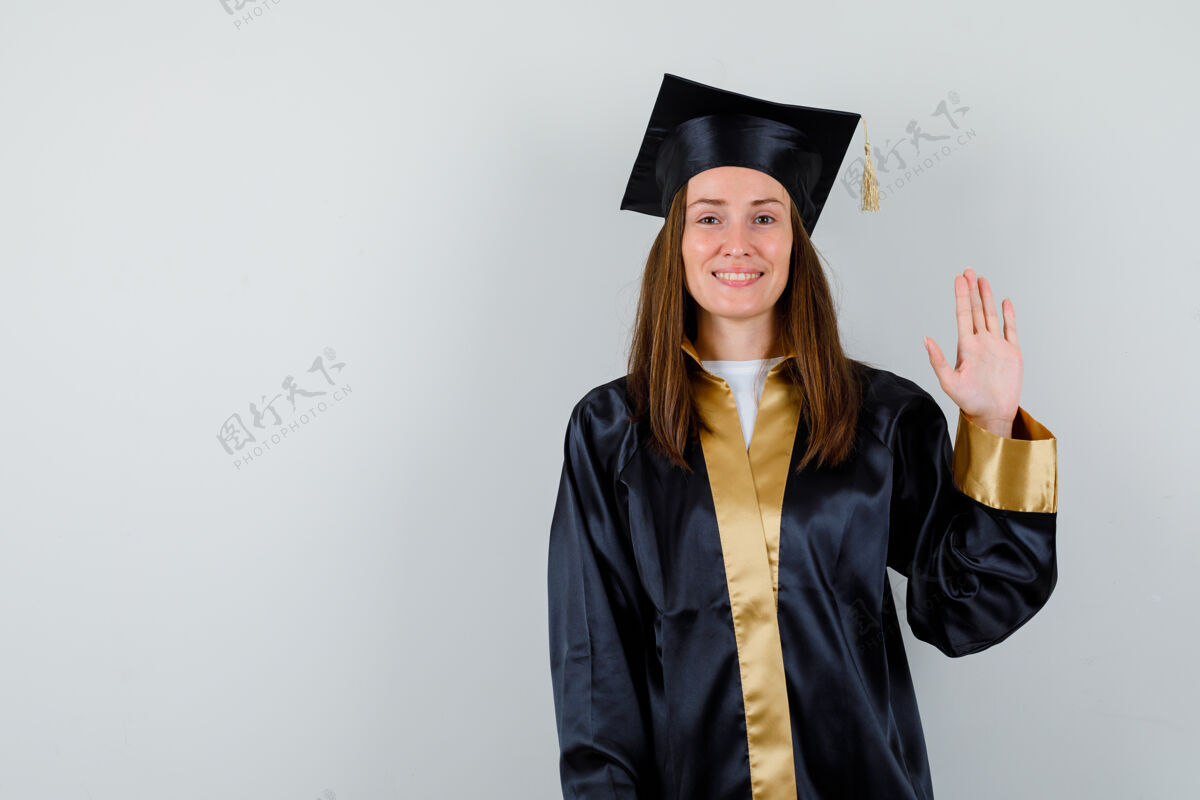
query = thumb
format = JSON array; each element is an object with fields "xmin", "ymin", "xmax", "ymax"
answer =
[{"xmin": 923, "ymin": 336, "xmax": 953, "ymax": 392}]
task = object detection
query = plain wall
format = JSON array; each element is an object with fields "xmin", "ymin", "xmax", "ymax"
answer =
[{"xmin": 1, "ymin": 1, "xmax": 1196, "ymax": 797}]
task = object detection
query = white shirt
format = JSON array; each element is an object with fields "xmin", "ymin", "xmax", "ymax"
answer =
[{"xmin": 700, "ymin": 356, "xmax": 787, "ymax": 450}]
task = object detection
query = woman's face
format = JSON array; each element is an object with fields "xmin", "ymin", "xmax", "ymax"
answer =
[{"xmin": 681, "ymin": 166, "xmax": 793, "ymax": 327}]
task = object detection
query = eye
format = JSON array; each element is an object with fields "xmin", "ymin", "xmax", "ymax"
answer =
[
  {"xmin": 755, "ymin": 214, "xmax": 776, "ymax": 224},
  {"xmin": 697, "ymin": 215, "xmax": 719, "ymax": 224}
]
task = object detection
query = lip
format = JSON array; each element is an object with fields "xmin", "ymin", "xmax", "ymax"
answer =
[{"xmin": 712, "ymin": 269, "xmax": 764, "ymax": 287}]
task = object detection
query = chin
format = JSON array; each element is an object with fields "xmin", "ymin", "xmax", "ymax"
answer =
[{"xmin": 712, "ymin": 306, "xmax": 773, "ymax": 321}]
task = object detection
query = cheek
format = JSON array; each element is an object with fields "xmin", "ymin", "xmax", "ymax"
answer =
[
  {"xmin": 682, "ymin": 234, "xmax": 713, "ymax": 272},
  {"xmin": 684, "ymin": 263, "xmax": 708, "ymax": 295},
  {"xmin": 768, "ymin": 236, "xmax": 792, "ymax": 269}
]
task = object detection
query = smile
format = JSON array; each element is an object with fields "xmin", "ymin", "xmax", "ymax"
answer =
[{"xmin": 713, "ymin": 271, "xmax": 764, "ymax": 286}]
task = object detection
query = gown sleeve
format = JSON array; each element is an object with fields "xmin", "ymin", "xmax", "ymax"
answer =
[
  {"xmin": 885, "ymin": 387, "xmax": 1059, "ymax": 658},
  {"xmin": 547, "ymin": 398, "xmax": 655, "ymax": 798}
]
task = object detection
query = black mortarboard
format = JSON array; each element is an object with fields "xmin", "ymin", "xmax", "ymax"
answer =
[{"xmin": 619, "ymin": 73, "xmax": 879, "ymax": 234}]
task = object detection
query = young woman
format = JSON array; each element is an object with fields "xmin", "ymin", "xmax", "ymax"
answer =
[{"xmin": 547, "ymin": 74, "xmax": 1058, "ymax": 800}]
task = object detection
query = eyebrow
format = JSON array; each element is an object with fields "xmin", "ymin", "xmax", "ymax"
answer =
[{"xmin": 686, "ymin": 198, "xmax": 786, "ymax": 209}]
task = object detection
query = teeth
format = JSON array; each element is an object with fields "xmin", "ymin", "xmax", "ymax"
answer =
[{"xmin": 714, "ymin": 272, "xmax": 762, "ymax": 281}]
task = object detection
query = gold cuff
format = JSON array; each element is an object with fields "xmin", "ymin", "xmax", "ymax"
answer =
[{"xmin": 952, "ymin": 407, "xmax": 1058, "ymax": 513}]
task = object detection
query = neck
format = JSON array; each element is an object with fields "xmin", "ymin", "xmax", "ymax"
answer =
[{"xmin": 693, "ymin": 312, "xmax": 785, "ymax": 361}]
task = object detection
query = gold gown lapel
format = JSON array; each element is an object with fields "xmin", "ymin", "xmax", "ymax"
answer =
[
  {"xmin": 748, "ymin": 364, "xmax": 803, "ymax": 608},
  {"xmin": 682, "ymin": 335, "xmax": 802, "ymax": 800}
]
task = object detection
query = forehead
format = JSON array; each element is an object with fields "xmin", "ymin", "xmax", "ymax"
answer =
[{"xmin": 685, "ymin": 166, "xmax": 787, "ymax": 201}]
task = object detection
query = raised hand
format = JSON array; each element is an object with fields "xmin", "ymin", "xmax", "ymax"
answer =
[{"xmin": 922, "ymin": 267, "xmax": 1022, "ymax": 438}]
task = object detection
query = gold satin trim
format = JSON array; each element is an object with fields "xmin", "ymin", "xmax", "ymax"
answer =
[
  {"xmin": 682, "ymin": 336, "xmax": 800, "ymax": 799},
  {"xmin": 952, "ymin": 406, "xmax": 1058, "ymax": 514}
]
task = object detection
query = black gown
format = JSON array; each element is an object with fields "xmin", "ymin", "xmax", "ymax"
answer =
[{"xmin": 547, "ymin": 336, "xmax": 1058, "ymax": 800}]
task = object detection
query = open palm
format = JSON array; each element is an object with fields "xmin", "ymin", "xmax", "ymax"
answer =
[{"xmin": 923, "ymin": 267, "xmax": 1023, "ymax": 436}]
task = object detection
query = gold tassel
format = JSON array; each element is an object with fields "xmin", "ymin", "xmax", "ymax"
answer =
[{"xmin": 860, "ymin": 117, "xmax": 880, "ymax": 212}]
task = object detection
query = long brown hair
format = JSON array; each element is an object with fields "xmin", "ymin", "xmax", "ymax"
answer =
[{"xmin": 625, "ymin": 184, "xmax": 866, "ymax": 473}]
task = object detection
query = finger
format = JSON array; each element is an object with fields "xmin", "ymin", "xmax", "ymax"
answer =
[
  {"xmin": 924, "ymin": 335, "xmax": 955, "ymax": 394},
  {"xmin": 964, "ymin": 267, "xmax": 985, "ymax": 335},
  {"xmin": 1003, "ymin": 297, "xmax": 1019, "ymax": 348},
  {"xmin": 979, "ymin": 276, "xmax": 1001, "ymax": 334},
  {"xmin": 954, "ymin": 273, "xmax": 973, "ymax": 343}
]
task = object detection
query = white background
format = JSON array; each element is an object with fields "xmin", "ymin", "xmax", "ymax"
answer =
[{"xmin": 1, "ymin": 1, "xmax": 1196, "ymax": 798}]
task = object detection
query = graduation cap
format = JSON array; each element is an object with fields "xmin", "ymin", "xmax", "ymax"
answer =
[{"xmin": 619, "ymin": 73, "xmax": 879, "ymax": 234}]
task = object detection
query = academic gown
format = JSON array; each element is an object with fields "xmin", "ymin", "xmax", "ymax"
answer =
[{"xmin": 547, "ymin": 336, "xmax": 1058, "ymax": 800}]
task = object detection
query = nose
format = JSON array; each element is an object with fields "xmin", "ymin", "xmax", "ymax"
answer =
[{"xmin": 724, "ymin": 226, "xmax": 751, "ymax": 258}]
